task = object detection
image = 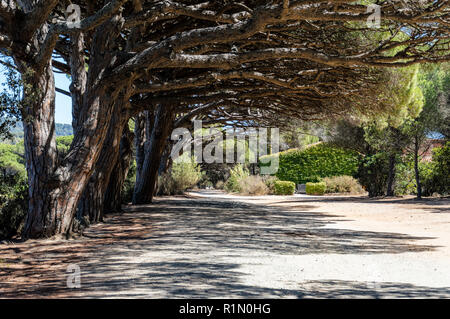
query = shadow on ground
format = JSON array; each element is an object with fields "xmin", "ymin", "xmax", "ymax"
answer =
[
  {"xmin": 0, "ymin": 196, "xmax": 448, "ymax": 298},
  {"xmin": 267, "ymin": 195, "xmax": 450, "ymax": 214}
]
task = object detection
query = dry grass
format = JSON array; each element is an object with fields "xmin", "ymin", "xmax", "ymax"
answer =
[{"xmin": 239, "ymin": 175, "xmax": 269, "ymax": 195}]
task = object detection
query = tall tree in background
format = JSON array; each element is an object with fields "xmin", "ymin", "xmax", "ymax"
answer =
[{"xmin": 364, "ymin": 66, "xmax": 424, "ymax": 196}]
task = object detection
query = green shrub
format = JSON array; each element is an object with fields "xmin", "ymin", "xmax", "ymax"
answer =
[
  {"xmin": 239, "ymin": 175, "xmax": 269, "ymax": 195},
  {"xmin": 224, "ymin": 164, "xmax": 249, "ymax": 193},
  {"xmin": 306, "ymin": 182, "xmax": 326, "ymax": 195},
  {"xmin": 157, "ymin": 156, "xmax": 202, "ymax": 195},
  {"xmin": 198, "ymin": 177, "xmax": 213, "ymax": 189},
  {"xmin": 323, "ymin": 176, "xmax": 364, "ymax": 194},
  {"xmin": 56, "ymin": 135, "xmax": 73, "ymax": 157},
  {"xmin": 0, "ymin": 181, "xmax": 28, "ymax": 239},
  {"xmin": 262, "ymin": 175, "xmax": 279, "ymax": 194},
  {"xmin": 274, "ymin": 181, "xmax": 296, "ymax": 195},
  {"xmin": 0, "ymin": 143, "xmax": 28, "ymax": 239},
  {"xmin": 357, "ymin": 152, "xmax": 389, "ymax": 197},
  {"xmin": 157, "ymin": 171, "xmax": 176, "ymax": 195},
  {"xmin": 261, "ymin": 143, "xmax": 360, "ymax": 184},
  {"xmin": 422, "ymin": 142, "xmax": 450, "ymax": 196},
  {"xmin": 394, "ymin": 159, "xmax": 417, "ymax": 196}
]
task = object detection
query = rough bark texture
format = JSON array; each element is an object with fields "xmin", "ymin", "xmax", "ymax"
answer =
[
  {"xmin": 69, "ymin": 32, "xmax": 87, "ymax": 132},
  {"xmin": 133, "ymin": 104, "xmax": 175, "ymax": 204},
  {"xmin": 21, "ymin": 16, "xmax": 124, "ymax": 238},
  {"xmin": 21, "ymin": 63, "xmax": 62, "ymax": 237},
  {"xmin": 158, "ymin": 141, "xmax": 173, "ymax": 175},
  {"xmin": 104, "ymin": 124, "xmax": 134, "ymax": 213},
  {"xmin": 76, "ymin": 100, "xmax": 133, "ymax": 224}
]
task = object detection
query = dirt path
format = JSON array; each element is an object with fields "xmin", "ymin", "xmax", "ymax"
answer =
[{"xmin": 1, "ymin": 191, "xmax": 449, "ymax": 298}]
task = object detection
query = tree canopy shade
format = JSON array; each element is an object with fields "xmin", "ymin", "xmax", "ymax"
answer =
[{"xmin": 0, "ymin": 0, "xmax": 449, "ymax": 238}]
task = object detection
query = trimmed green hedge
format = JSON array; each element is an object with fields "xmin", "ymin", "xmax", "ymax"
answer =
[
  {"xmin": 274, "ymin": 181, "xmax": 296, "ymax": 195},
  {"xmin": 306, "ymin": 182, "xmax": 326, "ymax": 195},
  {"xmin": 260, "ymin": 143, "xmax": 360, "ymax": 184}
]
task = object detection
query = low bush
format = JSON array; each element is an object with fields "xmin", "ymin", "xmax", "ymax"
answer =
[
  {"xmin": 274, "ymin": 181, "xmax": 296, "ymax": 195},
  {"xmin": 224, "ymin": 164, "xmax": 249, "ymax": 193},
  {"xmin": 305, "ymin": 182, "xmax": 326, "ymax": 195},
  {"xmin": 158, "ymin": 157, "xmax": 203, "ymax": 195},
  {"xmin": 323, "ymin": 175, "xmax": 364, "ymax": 194},
  {"xmin": 215, "ymin": 180, "xmax": 225, "ymax": 190},
  {"xmin": 262, "ymin": 175, "xmax": 279, "ymax": 194},
  {"xmin": 239, "ymin": 175, "xmax": 269, "ymax": 195},
  {"xmin": 357, "ymin": 152, "xmax": 389, "ymax": 197},
  {"xmin": 394, "ymin": 159, "xmax": 417, "ymax": 196},
  {"xmin": 157, "ymin": 171, "xmax": 176, "ymax": 195},
  {"xmin": 198, "ymin": 178, "xmax": 213, "ymax": 189}
]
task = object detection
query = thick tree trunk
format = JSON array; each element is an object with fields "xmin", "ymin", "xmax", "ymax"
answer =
[
  {"xmin": 414, "ymin": 135, "xmax": 422, "ymax": 200},
  {"xmin": 158, "ymin": 140, "xmax": 173, "ymax": 175},
  {"xmin": 104, "ymin": 125, "xmax": 134, "ymax": 213},
  {"xmin": 23, "ymin": 86, "xmax": 118, "ymax": 238},
  {"xmin": 134, "ymin": 111, "xmax": 154, "ymax": 182},
  {"xmin": 76, "ymin": 105, "xmax": 127, "ymax": 224},
  {"xmin": 21, "ymin": 16, "xmax": 124, "ymax": 238},
  {"xmin": 133, "ymin": 104, "xmax": 174, "ymax": 204},
  {"xmin": 386, "ymin": 154, "xmax": 396, "ymax": 197},
  {"xmin": 21, "ymin": 64, "xmax": 62, "ymax": 237}
]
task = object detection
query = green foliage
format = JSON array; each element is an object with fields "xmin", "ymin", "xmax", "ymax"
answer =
[
  {"xmin": 280, "ymin": 125, "xmax": 320, "ymax": 150},
  {"xmin": 224, "ymin": 164, "xmax": 249, "ymax": 193},
  {"xmin": 0, "ymin": 142, "xmax": 27, "ymax": 239},
  {"xmin": 171, "ymin": 157, "xmax": 203, "ymax": 191},
  {"xmin": 323, "ymin": 176, "xmax": 364, "ymax": 194},
  {"xmin": 357, "ymin": 153, "xmax": 389, "ymax": 197},
  {"xmin": 422, "ymin": 142, "xmax": 450, "ymax": 196},
  {"xmin": 418, "ymin": 63, "xmax": 450, "ymax": 139},
  {"xmin": 262, "ymin": 175, "xmax": 279, "ymax": 194},
  {"xmin": 263, "ymin": 143, "xmax": 360, "ymax": 184},
  {"xmin": 394, "ymin": 159, "xmax": 417, "ymax": 196},
  {"xmin": 158, "ymin": 156, "xmax": 203, "ymax": 195},
  {"xmin": 56, "ymin": 135, "xmax": 73, "ymax": 157},
  {"xmin": 0, "ymin": 180, "xmax": 27, "ymax": 239},
  {"xmin": 305, "ymin": 182, "xmax": 326, "ymax": 195},
  {"xmin": 0, "ymin": 65, "xmax": 23, "ymax": 140},
  {"xmin": 274, "ymin": 181, "xmax": 296, "ymax": 195},
  {"xmin": 198, "ymin": 177, "xmax": 213, "ymax": 189}
]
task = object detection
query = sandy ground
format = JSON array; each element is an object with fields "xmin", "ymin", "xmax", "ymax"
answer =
[{"xmin": 1, "ymin": 190, "xmax": 449, "ymax": 298}]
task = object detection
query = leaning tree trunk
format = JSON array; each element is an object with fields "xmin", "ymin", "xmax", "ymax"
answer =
[
  {"xmin": 133, "ymin": 104, "xmax": 174, "ymax": 204},
  {"xmin": 76, "ymin": 104, "xmax": 129, "ymax": 224},
  {"xmin": 21, "ymin": 16, "xmax": 124, "ymax": 238},
  {"xmin": 22, "ymin": 83, "xmax": 119, "ymax": 237},
  {"xmin": 386, "ymin": 154, "xmax": 396, "ymax": 197},
  {"xmin": 104, "ymin": 124, "xmax": 134, "ymax": 213}
]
